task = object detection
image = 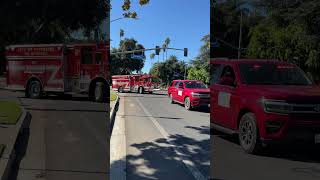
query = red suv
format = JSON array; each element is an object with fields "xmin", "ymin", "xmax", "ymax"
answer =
[
  {"xmin": 210, "ymin": 59, "xmax": 320, "ymax": 154},
  {"xmin": 168, "ymin": 80, "xmax": 210, "ymax": 110}
]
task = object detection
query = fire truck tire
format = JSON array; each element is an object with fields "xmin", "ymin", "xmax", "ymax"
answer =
[
  {"xmin": 118, "ymin": 87, "xmax": 124, "ymax": 93},
  {"xmin": 94, "ymin": 82, "xmax": 107, "ymax": 103},
  {"xmin": 27, "ymin": 80, "xmax": 42, "ymax": 99},
  {"xmin": 138, "ymin": 87, "xmax": 144, "ymax": 94}
]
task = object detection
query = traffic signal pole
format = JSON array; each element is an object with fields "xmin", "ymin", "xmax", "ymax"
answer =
[{"xmin": 110, "ymin": 47, "xmax": 188, "ymax": 56}]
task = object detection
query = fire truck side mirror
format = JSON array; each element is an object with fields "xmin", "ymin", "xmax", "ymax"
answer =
[
  {"xmin": 184, "ymin": 48, "xmax": 188, "ymax": 57},
  {"xmin": 155, "ymin": 46, "xmax": 160, "ymax": 55}
]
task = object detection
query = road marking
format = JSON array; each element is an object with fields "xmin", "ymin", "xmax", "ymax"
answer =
[{"xmin": 135, "ymin": 98, "xmax": 207, "ymax": 180}]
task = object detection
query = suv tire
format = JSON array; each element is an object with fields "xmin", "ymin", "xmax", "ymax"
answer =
[
  {"xmin": 170, "ymin": 94, "xmax": 175, "ymax": 104},
  {"xmin": 184, "ymin": 97, "xmax": 192, "ymax": 110},
  {"xmin": 238, "ymin": 112, "xmax": 261, "ymax": 154}
]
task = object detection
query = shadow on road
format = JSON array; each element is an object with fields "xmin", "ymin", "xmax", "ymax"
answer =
[
  {"xmin": 19, "ymin": 95, "xmax": 95, "ymax": 102},
  {"xmin": 122, "ymin": 114, "xmax": 182, "ymax": 120},
  {"xmin": 8, "ymin": 125, "xmax": 31, "ymax": 180},
  {"xmin": 110, "ymin": 126, "xmax": 210, "ymax": 179},
  {"xmin": 214, "ymin": 132, "xmax": 320, "ymax": 164},
  {"xmin": 186, "ymin": 125, "xmax": 210, "ymax": 135},
  {"xmin": 23, "ymin": 107, "xmax": 108, "ymax": 113}
]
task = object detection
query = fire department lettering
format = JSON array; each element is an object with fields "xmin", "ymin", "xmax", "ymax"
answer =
[{"xmin": 218, "ymin": 91, "xmax": 231, "ymax": 108}]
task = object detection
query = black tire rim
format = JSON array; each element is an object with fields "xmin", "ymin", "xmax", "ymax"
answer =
[
  {"xmin": 240, "ymin": 119, "xmax": 254, "ymax": 147},
  {"xmin": 30, "ymin": 82, "xmax": 40, "ymax": 97},
  {"xmin": 185, "ymin": 98, "xmax": 190, "ymax": 109},
  {"xmin": 119, "ymin": 87, "xmax": 123, "ymax": 93}
]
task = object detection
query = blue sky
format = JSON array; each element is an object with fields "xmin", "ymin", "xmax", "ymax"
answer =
[{"xmin": 110, "ymin": 0, "xmax": 209, "ymax": 73}]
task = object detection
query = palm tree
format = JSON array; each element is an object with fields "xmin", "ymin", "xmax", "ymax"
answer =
[
  {"xmin": 120, "ymin": 29, "xmax": 124, "ymax": 40},
  {"xmin": 162, "ymin": 37, "xmax": 171, "ymax": 60}
]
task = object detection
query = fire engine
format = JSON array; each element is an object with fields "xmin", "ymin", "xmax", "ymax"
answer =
[
  {"xmin": 5, "ymin": 43, "xmax": 110, "ymax": 102},
  {"xmin": 112, "ymin": 74, "xmax": 160, "ymax": 94}
]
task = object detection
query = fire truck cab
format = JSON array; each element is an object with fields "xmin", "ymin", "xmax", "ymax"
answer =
[
  {"xmin": 5, "ymin": 43, "xmax": 110, "ymax": 102},
  {"xmin": 112, "ymin": 74, "xmax": 160, "ymax": 94}
]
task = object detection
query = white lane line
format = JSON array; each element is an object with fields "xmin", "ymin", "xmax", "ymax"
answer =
[{"xmin": 135, "ymin": 98, "xmax": 207, "ymax": 180}]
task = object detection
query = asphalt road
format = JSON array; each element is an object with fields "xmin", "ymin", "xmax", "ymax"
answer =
[
  {"xmin": 114, "ymin": 91, "xmax": 210, "ymax": 180},
  {"xmin": 0, "ymin": 89, "xmax": 109, "ymax": 180},
  {"xmin": 212, "ymin": 128, "xmax": 320, "ymax": 180}
]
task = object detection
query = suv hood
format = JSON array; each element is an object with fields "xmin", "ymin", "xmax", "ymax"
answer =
[{"xmin": 248, "ymin": 85, "xmax": 320, "ymax": 103}]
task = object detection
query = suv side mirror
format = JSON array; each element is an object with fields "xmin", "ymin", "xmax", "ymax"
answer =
[{"xmin": 220, "ymin": 76, "xmax": 235, "ymax": 87}]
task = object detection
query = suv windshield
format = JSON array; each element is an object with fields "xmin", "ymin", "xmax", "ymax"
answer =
[
  {"xmin": 239, "ymin": 63, "xmax": 312, "ymax": 85},
  {"xmin": 185, "ymin": 81, "xmax": 207, "ymax": 89}
]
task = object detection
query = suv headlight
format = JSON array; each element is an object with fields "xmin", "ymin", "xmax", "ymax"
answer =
[
  {"xmin": 191, "ymin": 92, "xmax": 201, "ymax": 98},
  {"xmin": 261, "ymin": 99, "xmax": 292, "ymax": 114}
]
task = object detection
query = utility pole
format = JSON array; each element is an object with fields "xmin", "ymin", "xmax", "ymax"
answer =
[
  {"xmin": 238, "ymin": 11, "xmax": 243, "ymax": 60},
  {"xmin": 184, "ymin": 62, "xmax": 187, "ymax": 80}
]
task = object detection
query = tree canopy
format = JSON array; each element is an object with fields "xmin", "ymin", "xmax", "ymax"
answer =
[
  {"xmin": 187, "ymin": 35, "xmax": 210, "ymax": 84},
  {"xmin": 212, "ymin": 0, "xmax": 320, "ymax": 81},
  {"xmin": 149, "ymin": 55, "xmax": 186, "ymax": 86},
  {"xmin": 111, "ymin": 38, "xmax": 145, "ymax": 75}
]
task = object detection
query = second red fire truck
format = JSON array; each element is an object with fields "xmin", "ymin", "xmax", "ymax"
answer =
[
  {"xmin": 5, "ymin": 43, "xmax": 110, "ymax": 102},
  {"xmin": 112, "ymin": 74, "xmax": 160, "ymax": 94}
]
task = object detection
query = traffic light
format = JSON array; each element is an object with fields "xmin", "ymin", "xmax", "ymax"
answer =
[
  {"xmin": 184, "ymin": 48, "xmax": 188, "ymax": 57},
  {"xmin": 155, "ymin": 46, "xmax": 160, "ymax": 55}
]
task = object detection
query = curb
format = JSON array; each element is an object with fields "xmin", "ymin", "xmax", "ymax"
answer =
[
  {"xmin": 110, "ymin": 96, "xmax": 126, "ymax": 180},
  {"xmin": 110, "ymin": 95, "xmax": 120, "ymax": 135},
  {"xmin": 0, "ymin": 108, "xmax": 31, "ymax": 180}
]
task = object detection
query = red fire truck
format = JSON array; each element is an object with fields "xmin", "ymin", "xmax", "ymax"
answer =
[
  {"xmin": 5, "ymin": 43, "xmax": 110, "ymax": 102},
  {"xmin": 112, "ymin": 74, "xmax": 160, "ymax": 94}
]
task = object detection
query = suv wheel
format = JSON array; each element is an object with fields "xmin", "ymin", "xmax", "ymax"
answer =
[
  {"xmin": 184, "ymin": 97, "xmax": 192, "ymax": 110},
  {"xmin": 238, "ymin": 112, "xmax": 261, "ymax": 154},
  {"xmin": 170, "ymin": 94, "xmax": 175, "ymax": 104},
  {"xmin": 28, "ymin": 80, "xmax": 42, "ymax": 99}
]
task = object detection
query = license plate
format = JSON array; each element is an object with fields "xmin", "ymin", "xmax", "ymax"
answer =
[{"xmin": 315, "ymin": 134, "xmax": 320, "ymax": 144}]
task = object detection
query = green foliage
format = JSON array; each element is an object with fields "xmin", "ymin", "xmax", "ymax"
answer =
[
  {"xmin": 188, "ymin": 35, "xmax": 210, "ymax": 84},
  {"xmin": 121, "ymin": 0, "xmax": 150, "ymax": 18},
  {"xmin": 149, "ymin": 56, "xmax": 185, "ymax": 85},
  {"xmin": 187, "ymin": 67, "xmax": 209, "ymax": 84},
  {"xmin": 111, "ymin": 38, "xmax": 145, "ymax": 75},
  {"xmin": 0, "ymin": 0, "xmax": 109, "ymax": 45},
  {"xmin": 214, "ymin": 0, "xmax": 320, "ymax": 82}
]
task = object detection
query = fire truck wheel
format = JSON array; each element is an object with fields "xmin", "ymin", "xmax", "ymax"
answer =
[
  {"xmin": 28, "ymin": 80, "xmax": 42, "ymax": 99},
  {"xmin": 94, "ymin": 82, "xmax": 107, "ymax": 103},
  {"xmin": 184, "ymin": 97, "xmax": 192, "ymax": 110},
  {"xmin": 118, "ymin": 87, "xmax": 124, "ymax": 93},
  {"xmin": 138, "ymin": 87, "xmax": 144, "ymax": 94}
]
